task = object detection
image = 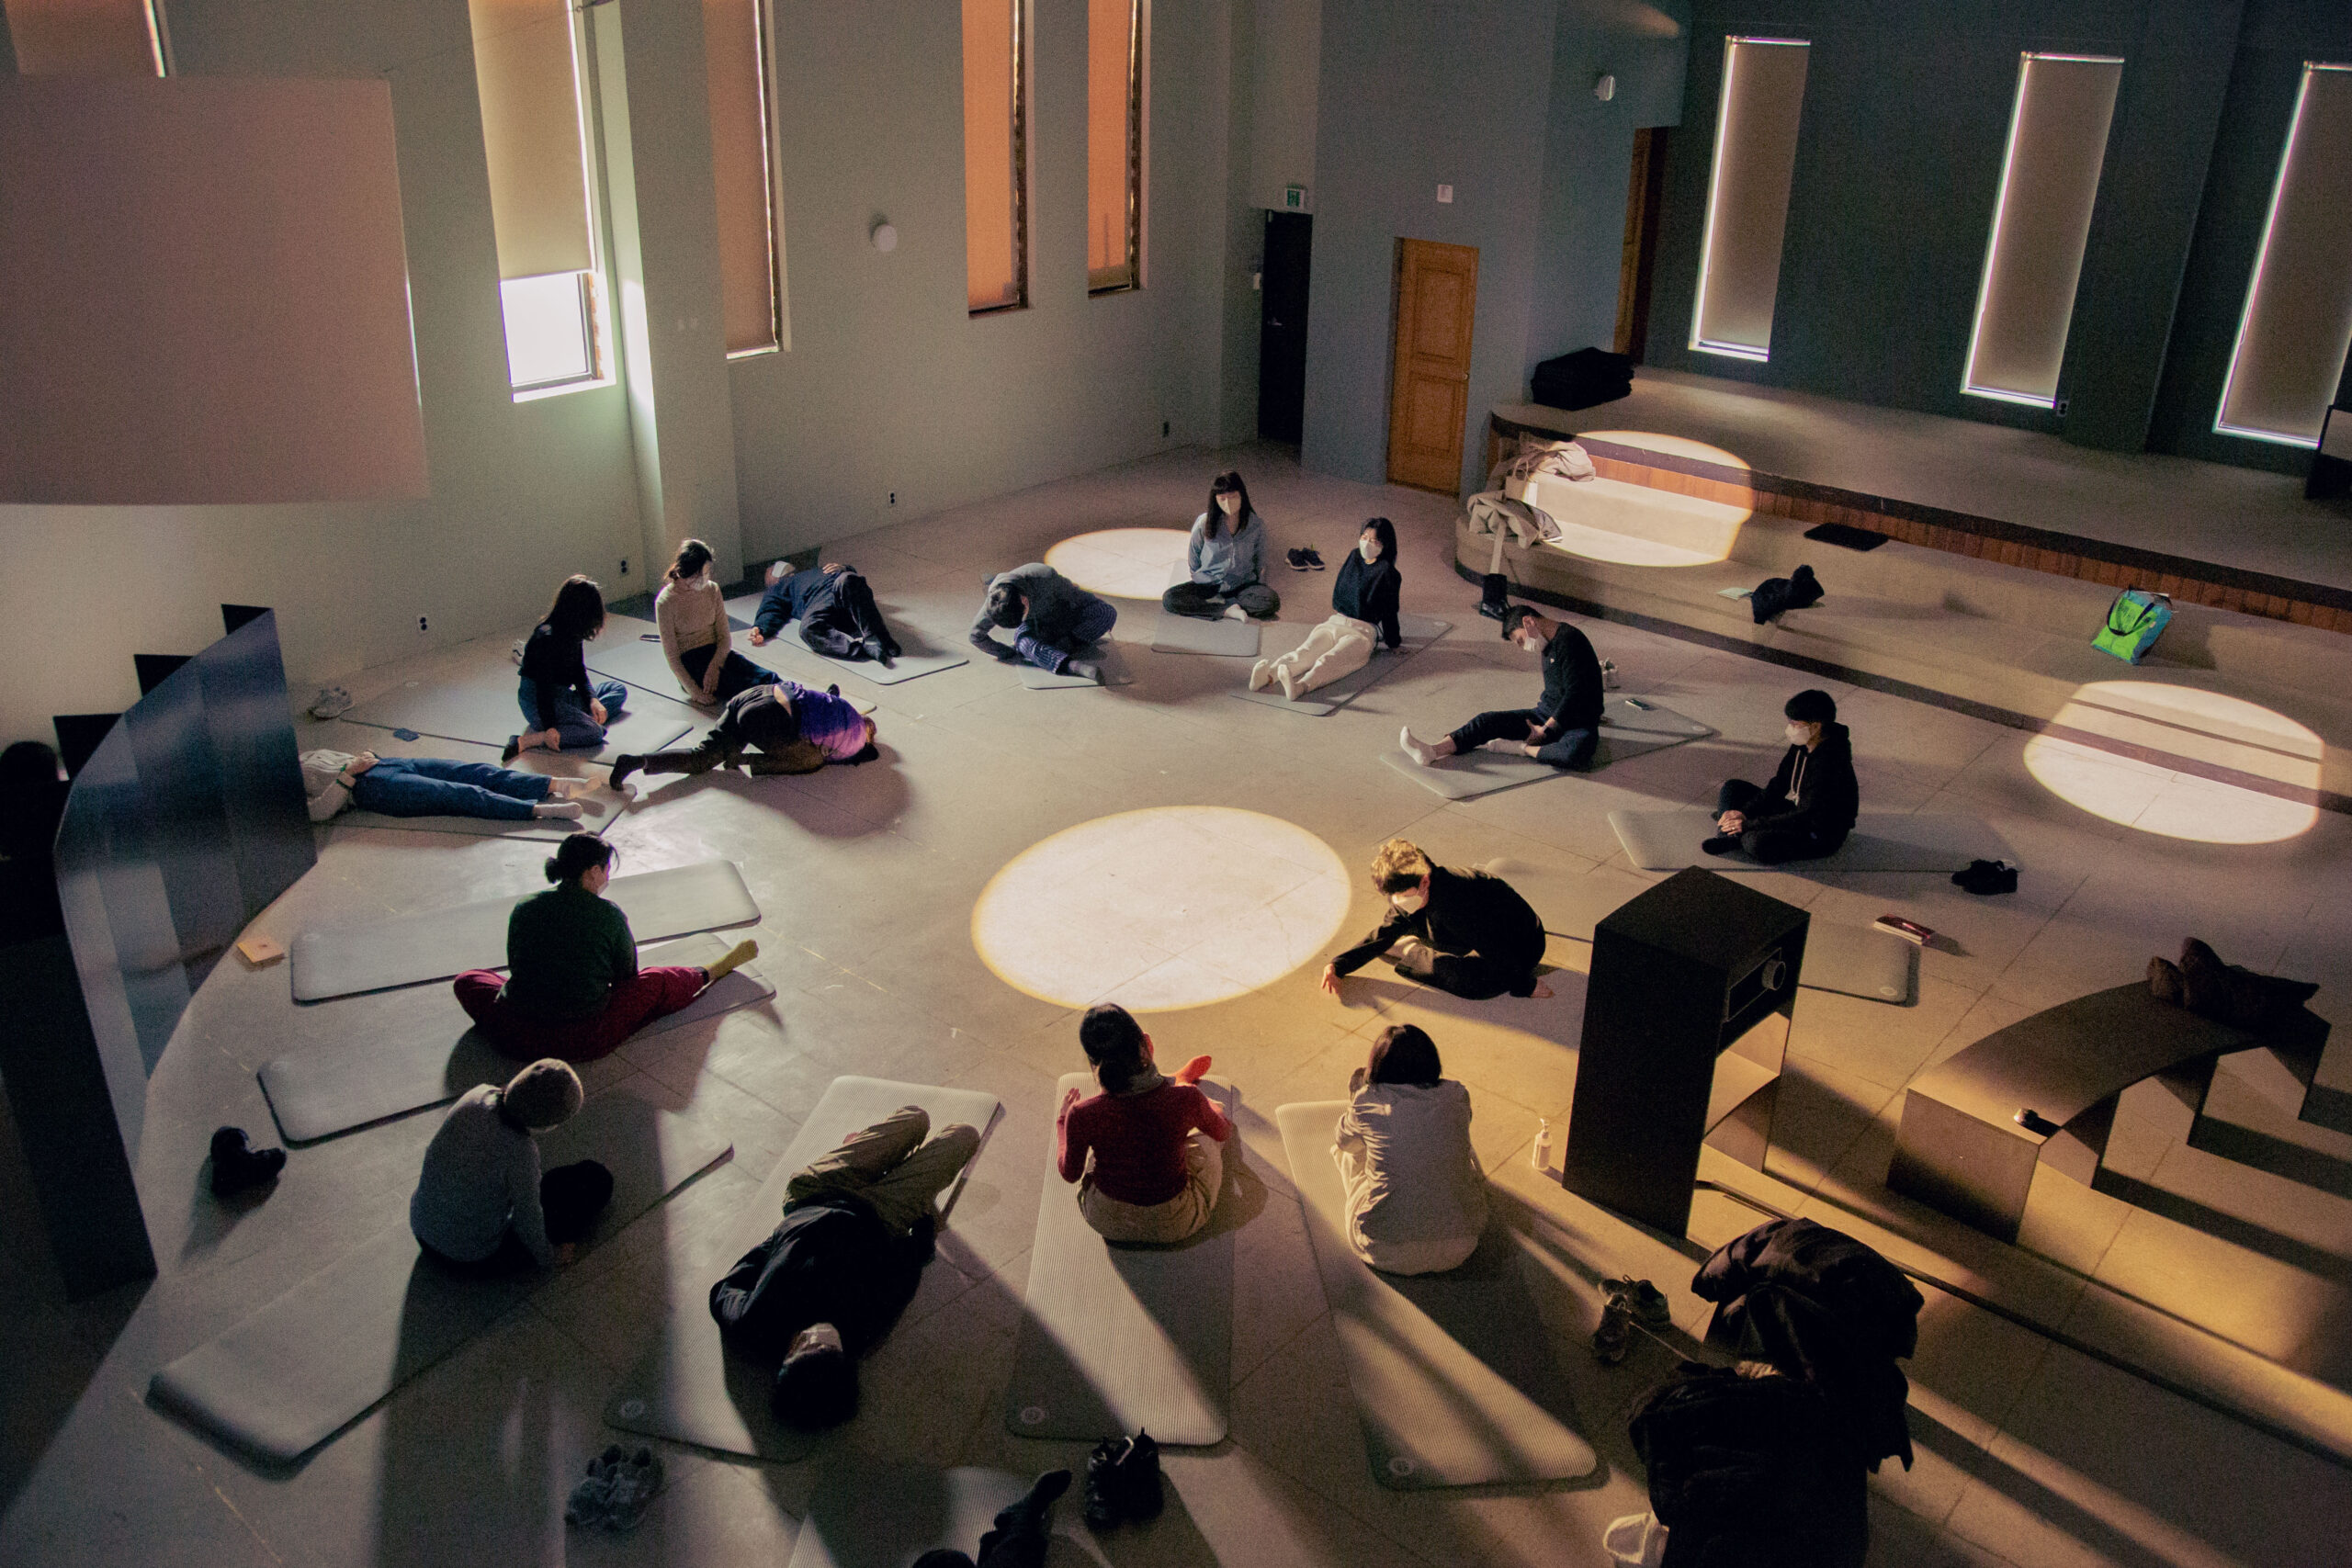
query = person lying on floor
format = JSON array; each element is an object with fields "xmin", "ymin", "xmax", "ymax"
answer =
[
  {"xmin": 300, "ymin": 749, "xmax": 589, "ymax": 824},
  {"xmin": 410, "ymin": 1059, "xmax": 611, "ymax": 1270},
  {"xmin": 1334, "ymin": 1024, "xmax": 1487, "ymax": 1275},
  {"xmin": 1398, "ymin": 604, "xmax": 1603, "ymax": 771},
  {"xmin": 451, "ymin": 833, "xmax": 757, "ymax": 1062},
  {"xmin": 606, "ymin": 682, "xmax": 878, "ymax": 787},
  {"xmin": 656, "ymin": 538, "xmax": 783, "ymax": 708},
  {"xmin": 970, "ymin": 562, "xmax": 1117, "ymax": 682},
  {"xmin": 752, "ymin": 558, "xmax": 902, "ymax": 666},
  {"xmin": 1320, "ymin": 838, "xmax": 1554, "ymax": 1001},
  {"xmin": 1706, "ymin": 689, "xmax": 1858, "ymax": 863},
  {"xmin": 1250, "ymin": 516, "xmax": 1401, "ymax": 700},
  {"xmin": 1162, "ymin": 468, "xmax": 1280, "ymax": 622},
  {"xmin": 709, "ymin": 1103, "xmax": 983, "ymax": 1427},
  {"xmin": 910, "ymin": 1471, "xmax": 1074, "ymax": 1568},
  {"xmin": 508, "ymin": 574, "xmax": 629, "ymax": 761},
  {"xmin": 1056, "ymin": 1003, "xmax": 1229, "ymax": 1245}
]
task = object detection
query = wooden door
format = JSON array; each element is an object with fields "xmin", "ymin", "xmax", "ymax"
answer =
[{"xmin": 1385, "ymin": 239, "xmax": 1479, "ymax": 493}]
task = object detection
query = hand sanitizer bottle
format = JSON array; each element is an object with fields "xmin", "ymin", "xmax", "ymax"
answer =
[{"xmin": 1532, "ymin": 1118, "xmax": 1553, "ymax": 1173}]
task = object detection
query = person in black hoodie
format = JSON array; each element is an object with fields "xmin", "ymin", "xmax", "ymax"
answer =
[
  {"xmin": 1319, "ymin": 838, "xmax": 1553, "ymax": 1001},
  {"xmin": 1250, "ymin": 517, "xmax": 1403, "ymax": 700},
  {"xmin": 1707, "ymin": 689, "xmax": 1859, "ymax": 863},
  {"xmin": 1398, "ymin": 604, "xmax": 1604, "ymax": 770}
]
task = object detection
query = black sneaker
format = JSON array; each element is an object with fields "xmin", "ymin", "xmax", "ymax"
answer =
[
  {"xmin": 209, "ymin": 1126, "xmax": 286, "ymax": 1197},
  {"xmin": 1082, "ymin": 1429, "xmax": 1163, "ymax": 1529},
  {"xmin": 1284, "ymin": 547, "xmax": 1313, "ymax": 571},
  {"xmin": 1701, "ymin": 835, "xmax": 1741, "ymax": 856},
  {"xmin": 1300, "ymin": 547, "xmax": 1328, "ymax": 570}
]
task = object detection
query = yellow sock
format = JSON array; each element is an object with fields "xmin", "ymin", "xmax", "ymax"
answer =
[{"xmin": 703, "ymin": 938, "xmax": 758, "ymax": 985}]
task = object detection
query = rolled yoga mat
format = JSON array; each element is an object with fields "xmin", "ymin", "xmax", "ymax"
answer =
[
  {"xmin": 288, "ymin": 858, "xmax": 759, "ymax": 1002},
  {"xmin": 1610, "ymin": 808, "xmax": 2002, "ymax": 874},
  {"xmin": 1001, "ymin": 1074, "xmax": 1238, "ymax": 1447},
  {"xmin": 602, "ymin": 1077, "xmax": 1004, "ymax": 1461},
  {"xmin": 723, "ymin": 592, "xmax": 971, "ymax": 686},
  {"xmin": 343, "ymin": 664, "xmax": 695, "ymax": 761},
  {"xmin": 147, "ymin": 1092, "xmax": 731, "ymax": 1469},
  {"xmin": 1274, "ymin": 1102, "xmax": 1599, "ymax": 1489},
  {"xmin": 1382, "ymin": 697, "xmax": 1713, "ymax": 799},
  {"xmin": 1227, "ymin": 615, "xmax": 1452, "ymax": 716},
  {"xmin": 785, "ymin": 1463, "xmax": 1045, "ymax": 1568},
  {"xmin": 259, "ymin": 933, "xmax": 777, "ymax": 1144}
]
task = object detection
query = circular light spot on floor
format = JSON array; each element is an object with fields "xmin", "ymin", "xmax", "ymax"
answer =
[
  {"xmin": 2025, "ymin": 682, "xmax": 2321, "ymax": 843},
  {"xmin": 1576, "ymin": 429, "xmax": 1751, "ymax": 470},
  {"xmin": 1044, "ymin": 528, "xmax": 1192, "ymax": 600},
  {"xmin": 974, "ymin": 807, "xmax": 1354, "ymax": 1011}
]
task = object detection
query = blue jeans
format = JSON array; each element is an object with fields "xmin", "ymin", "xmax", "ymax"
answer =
[
  {"xmin": 1014, "ymin": 595, "xmax": 1118, "ymax": 672},
  {"xmin": 519, "ymin": 677, "xmax": 628, "ymax": 748},
  {"xmin": 349, "ymin": 758, "xmax": 551, "ymax": 820}
]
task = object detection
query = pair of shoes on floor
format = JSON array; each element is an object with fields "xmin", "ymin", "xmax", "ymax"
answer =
[
  {"xmin": 1591, "ymin": 1295, "xmax": 1634, "ymax": 1364},
  {"xmin": 1283, "ymin": 547, "xmax": 1327, "ymax": 571},
  {"xmin": 306, "ymin": 686, "xmax": 352, "ymax": 719},
  {"xmin": 566, "ymin": 1444, "xmax": 662, "ymax": 1530},
  {"xmin": 1083, "ymin": 1429, "xmax": 1163, "ymax": 1530},
  {"xmin": 1603, "ymin": 1276, "xmax": 1671, "ymax": 1328},
  {"xmin": 209, "ymin": 1127, "xmax": 286, "ymax": 1198}
]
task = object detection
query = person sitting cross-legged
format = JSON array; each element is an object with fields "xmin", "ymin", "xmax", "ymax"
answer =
[
  {"xmin": 1162, "ymin": 468, "xmax": 1281, "ymax": 622},
  {"xmin": 970, "ymin": 562, "xmax": 1118, "ymax": 682},
  {"xmin": 410, "ymin": 1059, "xmax": 611, "ymax": 1271},
  {"xmin": 708, "ymin": 1105, "xmax": 982, "ymax": 1428},
  {"xmin": 1057, "ymin": 1004, "xmax": 1230, "ymax": 1245},
  {"xmin": 608, "ymin": 681, "xmax": 878, "ymax": 787},
  {"xmin": 1334, "ymin": 1024, "xmax": 1487, "ymax": 1276},
  {"xmin": 1319, "ymin": 838, "xmax": 1554, "ymax": 1002},
  {"xmin": 1398, "ymin": 604, "xmax": 1603, "ymax": 771},
  {"xmin": 1706, "ymin": 689, "xmax": 1859, "ymax": 864}
]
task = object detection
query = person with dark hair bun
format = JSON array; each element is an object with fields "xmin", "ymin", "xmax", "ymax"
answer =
[
  {"xmin": 450, "ymin": 833, "xmax": 758, "ymax": 1061},
  {"xmin": 1706, "ymin": 689, "xmax": 1859, "ymax": 863},
  {"xmin": 508, "ymin": 575, "xmax": 630, "ymax": 760},
  {"xmin": 1056, "ymin": 1004, "xmax": 1229, "ymax": 1244},
  {"xmin": 1333, "ymin": 1025, "xmax": 1487, "ymax": 1274},
  {"xmin": 656, "ymin": 538, "xmax": 782, "ymax": 707}
]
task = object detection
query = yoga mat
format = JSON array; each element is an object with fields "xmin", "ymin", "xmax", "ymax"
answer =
[
  {"xmin": 1002, "ymin": 1075, "xmax": 1238, "ymax": 1447},
  {"xmin": 289, "ymin": 859, "xmax": 759, "ymax": 1002},
  {"xmin": 333, "ymin": 785, "xmax": 620, "ymax": 842},
  {"xmin": 1801, "ymin": 922, "xmax": 1916, "ymax": 1004},
  {"xmin": 1150, "ymin": 608, "xmax": 1265, "ymax": 657},
  {"xmin": 1228, "ymin": 615, "xmax": 1452, "ymax": 716},
  {"xmin": 1475, "ymin": 858, "xmax": 1641, "ymax": 943},
  {"xmin": 785, "ymin": 1463, "xmax": 1039, "ymax": 1568},
  {"xmin": 258, "ymin": 934, "xmax": 776, "ymax": 1144},
  {"xmin": 723, "ymin": 592, "xmax": 970, "ymax": 686},
  {"xmin": 148, "ymin": 1092, "xmax": 731, "ymax": 1469},
  {"xmin": 1275, "ymin": 1103, "xmax": 1598, "ymax": 1488},
  {"xmin": 1383, "ymin": 698, "xmax": 1712, "ymax": 799},
  {"xmin": 344, "ymin": 667, "xmax": 696, "ymax": 761},
  {"xmin": 603, "ymin": 1077, "xmax": 1004, "ymax": 1461},
  {"xmin": 1611, "ymin": 810, "xmax": 2001, "ymax": 874},
  {"xmin": 588, "ymin": 633, "xmax": 770, "ymax": 705},
  {"xmin": 1015, "ymin": 643, "xmax": 1135, "ymax": 689}
]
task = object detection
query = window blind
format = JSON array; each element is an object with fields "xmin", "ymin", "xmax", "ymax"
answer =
[
  {"xmin": 1087, "ymin": 0, "xmax": 1139, "ymax": 293},
  {"xmin": 706, "ymin": 0, "xmax": 781, "ymax": 354},
  {"xmin": 468, "ymin": 0, "xmax": 594, "ymax": 282},
  {"xmin": 964, "ymin": 0, "xmax": 1025, "ymax": 312},
  {"xmin": 1690, "ymin": 37, "xmax": 1808, "ymax": 360},
  {"xmin": 1, "ymin": 0, "xmax": 160, "ymax": 75}
]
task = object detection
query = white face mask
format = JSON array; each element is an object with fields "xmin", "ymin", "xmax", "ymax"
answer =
[
  {"xmin": 1390, "ymin": 888, "xmax": 1429, "ymax": 915},
  {"xmin": 1785, "ymin": 723, "xmax": 1812, "ymax": 747},
  {"xmin": 1217, "ymin": 492, "xmax": 1242, "ymax": 515},
  {"xmin": 1359, "ymin": 540, "xmax": 1379, "ymax": 561}
]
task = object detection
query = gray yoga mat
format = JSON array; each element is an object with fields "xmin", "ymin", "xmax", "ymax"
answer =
[
  {"xmin": 1228, "ymin": 615, "xmax": 1452, "ymax": 716},
  {"xmin": 786, "ymin": 1463, "xmax": 1041, "ymax": 1568},
  {"xmin": 148, "ymin": 1093, "xmax": 731, "ymax": 1469},
  {"xmin": 1611, "ymin": 809, "xmax": 2001, "ymax": 874},
  {"xmin": 1475, "ymin": 858, "xmax": 1644, "ymax": 942},
  {"xmin": 258, "ymin": 934, "xmax": 775, "ymax": 1144},
  {"xmin": 1015, "ymin": 643, "xmax": 1134, "ymax": 689},
  {"xmin": 603, "ymin": 1077, "xmax": 1003, "ymax": 1461},
  {"xmin": 344, "ymin": 665, "xmax": 696, "ymax": 761},
  {"xmin": 1002, "ymin": 1074, "xmax": 1238, "ymax": 1447},
  {"xmin": 333, "ymin": 785, "xmax": 620, "ymax": 842},
  {"xmin": 1276, "ymin": 1102, "xmax": 1598, "ymax": 1489},
  {"xmin": 1382, "ymin": 697, "xmax": 1713, "ymax": 799},
  {"xmin": 723, "ymin": 592, "xmax": 970, "ymax": 686},
  {"xmin": 1151, "ymin": 607, "xmax": 1265, "ymax": 656},
  {"xmin": 588, "ymin": 633, "xmax": 775, "ymax": 704},
  {"xmin": 289, "ymin": 859, "xmax": 759, "ymax": 1002}
]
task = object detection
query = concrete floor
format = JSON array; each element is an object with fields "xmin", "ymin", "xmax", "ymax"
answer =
[{"xmin": 6, "ymin": 443, "xmax": 2352, "ymax": 1566}]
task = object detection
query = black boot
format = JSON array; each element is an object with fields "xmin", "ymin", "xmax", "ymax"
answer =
[{"xmin": 209, "ymin": 1126, "xmax": 286, "ymax": 1197}]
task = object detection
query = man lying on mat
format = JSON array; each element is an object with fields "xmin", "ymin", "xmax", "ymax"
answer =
[
  {"xmin": 301, "ymin": 749, "xmax": 591, "ymax": 824},
  {"xmin": 1057, "ymin": 1004, "xmax": 1229, "ymax": 1246},
  {"xmin": 752, "ymin": 558, "xmax": 902, "ymax": 666},
  {"xmin": 1706, "ymin": 688, "xmax": 1858, "ymax": 864},
  {"xmin": 709, "ymin": 1104, "xmax": 982, "ymax": 1428},
  {"xmin": 605, "ymin": 681, "xmax": 878, "ymax": 788},
  {"xmin": 970, "ymin": 562, "xmax": 1117, "ymax": 683},
  {"xmin": 1397, "ymin": 604, "xmax": 1602, "ymax": 770},
  {"xmin": 452, "ymin": 834, "xmax": 757, "ymax": 1063},
  {"xmin": 410, "ymin": 1059, "xmax": 609, "ymax": 1270},
  {"xmin": 1320, "ymin": 838, "xmax": 1554, "ymax": 1001}
]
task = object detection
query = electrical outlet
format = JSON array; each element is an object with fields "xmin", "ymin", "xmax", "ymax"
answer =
[
  {"xmin": 619, "ymin": 558, "xmax": 629, "ymax": 576},
  {"xmin": 889, "ymin": 492, "xmax": 897, "ymax": 506},
  {"xmin": 2053, "ymin": 398, "xmax": 2070, "ymax": 417},
  {"xmin": 418, "ymin": 615, "xmax": 428, "ymax": 633},
  {"xmin": 1161, "ymin": 420, "xmax": 1170, "ymax": 437}
]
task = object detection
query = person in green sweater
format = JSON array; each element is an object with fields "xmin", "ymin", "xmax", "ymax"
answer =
[{"xmin": 453, "ymin": 834, "xmax": 757, "ymax": 1062}]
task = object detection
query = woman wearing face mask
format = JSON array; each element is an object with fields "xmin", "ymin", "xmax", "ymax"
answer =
[
  {"xmin": 1249, "ymin": 517, "xmax": 1402, "ymax": 700},
  {"xmin": 1319, "ymin": 839, "xmax": 1553, "ymax": 1002},
  {"xmin": 1162, "ymin": 470, "xmax": 1280, "ymax": 622},
  {"xmin": 1705, "ymin": 689, "xmax": 1858, "ymax": 863}
]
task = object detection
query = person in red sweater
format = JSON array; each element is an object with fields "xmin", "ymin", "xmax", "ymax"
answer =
[{"xmin": 1055, "ymin": 1004, "xmax": 1230, "ymax": 1244}]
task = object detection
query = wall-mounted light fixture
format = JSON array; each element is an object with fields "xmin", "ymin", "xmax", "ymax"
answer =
[
  {"xmin": 870, "ymin": 220, "xmax": 899, "ymax": 254},
  {"xmin": 1595, "ymin": 73, "xmax": 1616, "ymax": 102}
]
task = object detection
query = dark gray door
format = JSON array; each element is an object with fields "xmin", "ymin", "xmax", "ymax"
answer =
[{"xmin": 1258, "ymin": 211, "xmax": 1312, "ymax": 444}]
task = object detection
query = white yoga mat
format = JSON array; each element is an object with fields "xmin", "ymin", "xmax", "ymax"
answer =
[{"xmin": 1611, "ymin": 809, "xmax": 2001, "ymax": 874}]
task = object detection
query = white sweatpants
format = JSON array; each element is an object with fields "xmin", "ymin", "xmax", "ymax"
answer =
[{"xmin": 1253, "ymin": 614, "xmax": 1375, "ymax": 697}]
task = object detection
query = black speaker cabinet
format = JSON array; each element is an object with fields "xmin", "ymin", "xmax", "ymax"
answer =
[{"xmin": 1560, "ymin": 867, "xmax": 1807, "ymax": 1234}]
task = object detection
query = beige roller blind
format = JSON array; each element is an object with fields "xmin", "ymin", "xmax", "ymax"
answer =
[
  {"xmin": 2, "ymin": 0, "xmax": 160, "ymax": 75},
  {"xmin": 1690, "ymin": 37, "xmax": 1808, "ymax": 360},
  {"xmin": 2218, "ymin": 64, "xmax": 2352, "ymax": 446},
  {"xmin": 1087, "ymin": 0, "xmax": 1139, "ymax": 292},
  {"xmin": 469, "ymin": 0, "xmax": 593, "ymax": 281},
  {"xmin": 965, "ymin": 0, "xmax": 1025, "ymax": 312},
  {"xmin": 707, "ymin": 0, "xmax": 781, "ymax": 354},
  {"xmin": 1964, "ymin": 54, "xmax": 2123, "ymax": 406}
]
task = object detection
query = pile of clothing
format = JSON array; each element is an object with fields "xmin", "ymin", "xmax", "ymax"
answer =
[{"xmin": 2148, "ymin": 937, "xmax": 2319, "ymax": 1033}]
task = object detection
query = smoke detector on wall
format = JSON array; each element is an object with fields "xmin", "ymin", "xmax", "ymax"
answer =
[{"xmin": 871, "ymin": 221, "xmax": 899, "ymax": 254}]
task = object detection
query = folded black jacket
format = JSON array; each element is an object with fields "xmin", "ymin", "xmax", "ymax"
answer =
[
  {"xmin": 1629, "ymin": 1362, "xmax": 1869, "ymax": 1568},
  {"xmin": 708, "ymin": 1194, "xmax": 935, "ymax": 1365}
]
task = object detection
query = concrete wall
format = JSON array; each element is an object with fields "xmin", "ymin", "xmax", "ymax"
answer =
[{"xmin": 1249, "ymin": 0, "xmax": 1318, "ymax": 210}]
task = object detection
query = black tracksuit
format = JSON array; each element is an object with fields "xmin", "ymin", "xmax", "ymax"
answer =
[
  {"xmin": 1446, "ymin": 622, "xmax": 1606, "ymax": 769},
  {"xmin": 1714, "ymin": 722, "xmax": 1860, "ymax": 863},
  {"xmin": 1329, "ymin": 865, "xmax": 1547, "ymax": 999},
  {"xmin": 1330, "ymin": 550, "xmax": 1402, "ymax": 649},
  {"xmin": 757, "ymin": 566, "xmax": 900, "ymax": 661},
  {"xmin": 708, "ymin": 1193, "xmax": 935, "ymax": 1365}
]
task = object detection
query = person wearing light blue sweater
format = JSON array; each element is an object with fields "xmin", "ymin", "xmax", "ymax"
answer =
[{"xmin": 1161, "ymin": 470, "xmax": 1280, "ymax": 621}]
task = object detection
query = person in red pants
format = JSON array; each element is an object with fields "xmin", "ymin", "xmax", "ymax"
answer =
[{"xmin": 454, "ymin": 833, "xmax": 756, "ymax": 1063}]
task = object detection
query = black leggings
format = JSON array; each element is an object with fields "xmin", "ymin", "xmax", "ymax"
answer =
[
  {"xmin": 680, "ymin": 643, "xmax": 782, "ymax": 705},
  {"xmin": 1714, "ymin": 780, "xmax": 1849, "ymax": 864},
  {"xmin": 421, "ymin": 1159, "xmax": 613, "ymax": 1273},
  {"xmin": 1392, "ymin": 944, "xmax": 1544, "ymax": 1000},
  {"xmin": 1448, "ymin": 708, "xmax": 1599, "ymax": 770}
]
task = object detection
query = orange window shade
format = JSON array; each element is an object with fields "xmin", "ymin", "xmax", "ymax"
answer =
[
  {"xmin": 706, "ymin": 0, "xmax": 781, "ymax": 354},
  {"xmin": 468, "ymin": 0, "xmax": 594, "ymax": 281},
  {"xmin": 964, "ymin": 0, "xmax": 1024, "ymax": 312},
  {"xmin": 1690, "ymin": 37, "xmax": 1809, "ymax": 360},
  {"xmin": 2, "ymin": 0, "xmax": 158, "ymax": 74},
  {"xmin": 1087, "ymin": 0, "xmax": 1138, "ymax": 292}
]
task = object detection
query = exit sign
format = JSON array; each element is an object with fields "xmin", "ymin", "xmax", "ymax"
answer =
[{"xmin": 1283, "ymin": 185, "xmax": 1306, "ymax": 209}]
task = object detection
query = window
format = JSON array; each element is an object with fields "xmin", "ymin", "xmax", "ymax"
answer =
[
  {"xmin": 964, "ymin": 0, "xmax": 1027, "ymax": 313},
  {"xmin": 707, "ymin": 0, "xmax": 784, "ymax": 355},
  {"xmin": 1963, "ymin": 54, "xmax": 2123, "ymax": 408},
  {"xmin": 1, "ymin": 0, "xmax": 165, "ymax": 74},
  {"xmin": 2216, "ymin": 63, "xmax": 2352, "ymax": 447},
  {"xmin": 1087, "ymin": 0, "xmax": 1141, "ymax": 293},
  {"xmin": 1690, "ymin": 37, "xmax": 1809, "ymax": 361},
  {"xmin": 469, "ymin": 0, "xmax": 608, "ymax": 395}
]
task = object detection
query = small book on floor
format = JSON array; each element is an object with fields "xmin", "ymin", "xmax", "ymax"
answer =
[
  {"xmin": 235, "ymin": 933, "xmax": 286, "ymax": 966},
  {"xmin": 1872, "ymin": 915, "xmax": 1935, "ymax": 946}
]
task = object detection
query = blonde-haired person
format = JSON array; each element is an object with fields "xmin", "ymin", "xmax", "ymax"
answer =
[
  {"xmin": 409, "ymin": 1059, "xmax": 609, "ymax": 1269},
  {"xmin": 657, "ymin": 538, "xmax": 782, "ymax": 708},
  {"xmin": 1318, "ymin": 838, "xmax": 1553, "ymax": 1001}
]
